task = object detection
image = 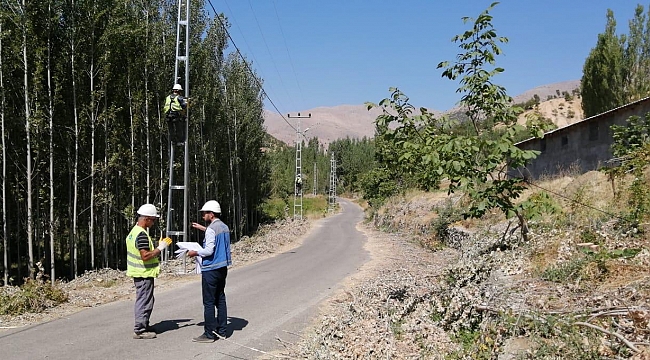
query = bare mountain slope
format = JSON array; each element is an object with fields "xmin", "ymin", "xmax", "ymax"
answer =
[
  {"xmin": 264, "ymin": 80, "xmax": 582, "ymax": 146},
  {"xmin": 263, "ymin": 105, "xmax": 386, "ymax": 147},
  {"xmin": 512, "ymin": 79, "xmax": 580, "ymax": 104}
]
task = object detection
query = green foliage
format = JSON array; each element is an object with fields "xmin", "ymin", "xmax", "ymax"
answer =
[
  {"xmin": 610, "ymin": 114, "xmax": 650, "ymax": 160},
  {"xmin": 265, "ymin": 136, "xmax": 376, "ymax": 201},
  {"xmin": 580, "ymin": 228, "xmax": 599, "ymax": 243},
  {"xmin": 567, "ymin": 109, "xmax": 576, "ymax": 118},
  {"xmin": 431, "ymin": 199, "xmax": 462, "ymax": 242},
  {"xmin": 368, "ymin": 3, "xmax": 553, "ymax": 242},
  {"xmin": 0, "ymin": 1, "xmax": 273, "ymax": 281},
  {"xmin": 358, "ymin": 167, "xmax": 399, "ymax": 208},
  {"xmin": 451, "ymin": 328, "xmax": 481, "ymax": 352},
  {"xmin": 603, "ymin": 113, "xmax": 650, "ymax": 224},
  {"xmin": 329, "ymin": 137, "xmax": 377, "ymax": 193},
  {"xmin": 520, "ymin": 191, "xmax": 562, "ymax": 221},
  {"xmin": 0, "ymin": 280, "xmax": 68, "ymax": 315},
  {"xmin": 497, "ymin": 313, "xmax": 603, "ymax": 359},
  {"xmin": 260, "ymin": 196, "xmax": 329, "ymax": 221},
  {"xmin": 513, "ymin": 96, "xmax": 540, "ymax": 110},
  {"xmin": 302, "ymin": 196, "xmax": 329, "ymax": 217},
  {"xmin": 626, "ymin": 176, "xmax": 650, "ymax": 226},
  {"xmin": 563, "ymin": 91, "xmax": 573, "ymax": 102},
  {"xmin": 260, "ymin": 197, "xmax": 289, "ymax": 221},
  {"xmin": 582, "ymin": 6, "xmax": 650, "ymax": 117}
]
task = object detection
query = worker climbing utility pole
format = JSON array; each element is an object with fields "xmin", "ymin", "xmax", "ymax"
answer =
[
  {"xmin": 288, "ymin": 113, "xmax": 311, "ymax": 220},
  {"xmin": 165, "ymin": 0, "xmax": 191, "ymax": 267}
]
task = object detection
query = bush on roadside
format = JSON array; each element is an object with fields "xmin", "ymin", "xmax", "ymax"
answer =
[{"xmin": 0, "ymin": 279, "xmax": 68, "ymax": 315}]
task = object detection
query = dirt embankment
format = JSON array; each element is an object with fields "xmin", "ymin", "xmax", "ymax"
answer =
[{"xmin": 278, "ymin": 172, "xmax": 650, "ymax": 359}]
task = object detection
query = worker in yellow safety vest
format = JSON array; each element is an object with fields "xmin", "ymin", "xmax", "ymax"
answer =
[
  {"xmin": 163, "ymin": 84, "xmax": 188, "ymax": 145},
  {"xmin": 126, "ymin": 203, "xmax": 172, "ymax": 339}
]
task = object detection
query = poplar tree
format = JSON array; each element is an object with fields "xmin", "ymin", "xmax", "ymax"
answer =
[{"xmin": 582, "ymin": 6, "xmax": 650, "ymax": 117}]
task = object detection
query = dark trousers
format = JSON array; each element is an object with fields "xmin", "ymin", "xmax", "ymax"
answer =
[{"xmin": 202, "ymin": 267, "xmax": 228, "ymax": 338}]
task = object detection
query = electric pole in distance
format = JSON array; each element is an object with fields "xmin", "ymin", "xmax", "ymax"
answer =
[{"xmin": 288, "ymin": 113, "xmax": 311, "ymax": 220}]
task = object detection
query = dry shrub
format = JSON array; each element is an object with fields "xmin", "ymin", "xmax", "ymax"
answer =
[
  {"xmin": 597, "ymin": 262, "xmax": 647, "ymax": 290},
  {"xmin": 530, "ymin": 238, "xmax": 561, "ymax": 274},
  {"xmin": 580, "ymin": 261, "xmax": 606, "ymax": 281}
]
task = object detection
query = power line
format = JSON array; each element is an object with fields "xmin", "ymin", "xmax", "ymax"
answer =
[
  {"xmin": 272, "ymin": 0, "xmax": 304, "ymax": 108},
  {"xmin": 247, "ymin": 0, "xmax": 296, "ymax": 112},
  {"xmin": 206, "ymin": 0, "xmax": 297, "ymax": 133},
  {"xmin": 221, "ymin": 0, "xmax": 267, "ymax": 84},
  {"xmin": 518, "ymin": 175, "xmax": 635, "ymax": 225}
]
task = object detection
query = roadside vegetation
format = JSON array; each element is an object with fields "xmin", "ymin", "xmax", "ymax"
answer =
[
  {"xmin": 4, "ymin": 3, "xmax": 650, "ymax": 358},
  {"xmin": 280, "ymin": 3, "xmax": 650, "ymax": 359}
]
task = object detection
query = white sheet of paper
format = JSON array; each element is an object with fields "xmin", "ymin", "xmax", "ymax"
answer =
[
  {"xmin": 175, "ymin": 242, "xmax": 203, "ymax": 252},
  {"xmin": 175, "ymin": 242, "xmax": 203, "ymax": 273}
]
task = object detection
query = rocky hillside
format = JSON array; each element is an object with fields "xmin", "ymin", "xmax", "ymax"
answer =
[
  {"xmin": 263, "ymin": 105, "xmax": 386, "ymax": 148},
  {"xmin": 518, "ymin": 96, "xmax": 585, "ymax": 129},
  {"xmin": 264, "ymin": 80, "xmax": 582, "ymax": 147}
]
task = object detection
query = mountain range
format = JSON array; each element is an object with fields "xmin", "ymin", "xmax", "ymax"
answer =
[{"xmin": 263, "ymin": 80, "xmax": 582, "ymax": 147}]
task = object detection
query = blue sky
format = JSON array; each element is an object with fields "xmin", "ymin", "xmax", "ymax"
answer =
[{"xmin": 211, "ymin": 1, "xmax": 645, "ymax": 114}]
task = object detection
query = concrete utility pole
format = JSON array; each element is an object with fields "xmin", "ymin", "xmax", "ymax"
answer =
[{"xmin": 288, "ymin": 113, "xmax": 311, "ymax": 220}]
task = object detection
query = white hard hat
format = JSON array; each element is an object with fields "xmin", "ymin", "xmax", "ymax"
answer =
[
  {"xmin": 137, "ymin": 204, "xmax": 160, "ymax": 218},
  {"xmin": 200, "ymin": 200, "xmax": 221, "ymax": 214},
  {"xmin": 173, "ymin": 84, "xmax": 183, "ymax": 91}
]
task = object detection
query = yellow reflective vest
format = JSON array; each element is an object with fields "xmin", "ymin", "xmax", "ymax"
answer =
[
  {"xmin": 125, "ymin": 225, "xmax": 160, "ymax": 278},
  {"xmin": 163, "ymin": 94, "xmax": 183, "ymax": 114}
]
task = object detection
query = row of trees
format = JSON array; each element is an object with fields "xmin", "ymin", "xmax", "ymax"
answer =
[
  {"xmin": 0, "ymin": 0, "xmax": 268, "ymax": 285},
  {"xmin": 266, "ymin": 136, "xmax": 377, "ymax": 202},
  {"xmin": 582, "ymin": 5, "xmax": 650, "ymax": 117}
]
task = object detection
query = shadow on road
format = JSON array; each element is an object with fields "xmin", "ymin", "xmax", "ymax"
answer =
[
  {"xmin": 150, "ymin": 318, "xmax": 193, "ymax": 334},
  {"xmin": 226, "ymin": 317, "xmax": 248, "ymax": 337},
  {"xmin": 196, "ymin": 316, "xmax": 248, "ymax": 337}
]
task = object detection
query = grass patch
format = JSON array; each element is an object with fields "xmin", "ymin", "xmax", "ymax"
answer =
[
  {"xmin": 261, "ymin": 195, "xmax": 329, "ymax": 221},
  {"xmin": 301, "ymin": 196, "xmax": 329, "ymax": 218},
  {"xmin": 541, "ymin": 257, "xmax": 588, "ymax": 283}
]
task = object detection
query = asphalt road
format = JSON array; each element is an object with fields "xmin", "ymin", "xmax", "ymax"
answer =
[{"xmin": 0, "ymin": 199, "xmax": 368, "ymax": 360}]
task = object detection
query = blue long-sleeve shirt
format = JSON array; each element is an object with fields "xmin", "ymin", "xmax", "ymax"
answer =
[{"xmin": 199, "ymin": 219, "xmax": 232, "ymax": 271}]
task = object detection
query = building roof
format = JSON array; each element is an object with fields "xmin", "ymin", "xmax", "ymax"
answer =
[{"xmin": 516, "ymin": 96, "xmax": 650, "ymax": 146}]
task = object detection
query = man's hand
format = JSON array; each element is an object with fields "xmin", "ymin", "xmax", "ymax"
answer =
[
  {"xmin": 157, "ymin": 237, "xmax": 172, "ymax": 251},
  {"xmin": 191, "ymin": 222, "xmax": 206, "ymax": 231},
  {"xmin": 187, "ymin": 250, "xmax": 198, "ymax": 257}
]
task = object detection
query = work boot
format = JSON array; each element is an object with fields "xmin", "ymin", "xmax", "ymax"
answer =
[
  {"xmin": 133, "ymin": 332, "xmax": 157, "ymax": 339},
  {"xmin": 192, "ymin": 334, "xmax": 215, "ymax": 343}
]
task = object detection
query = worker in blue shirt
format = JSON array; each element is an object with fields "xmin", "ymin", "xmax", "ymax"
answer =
[{"xmin": 187, "ymin": 200, "xmax": 232, "ymax": 343}]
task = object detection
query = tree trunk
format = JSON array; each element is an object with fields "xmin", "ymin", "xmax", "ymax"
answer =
[
  {"xmin": 23, "ymin": 0, "xmax": 35, "ymax": 279},
  {"xmin": 71, "ymin": 0, "xmax": 79, "ymax": 278},
  {"xmin": 128, "ymin": 71, "xmax": 135, "ymax": 210},
  {"xmin": 103, "ymin": 82, "xmax": 108, "ymax": 268},
  {"xmin": 0, "ymin": 22, "xmax": 8, "ymax": 286},
  {"xmin": 47, "ymin": 3, "xmax": 56, "ymax": 284},
  {"xmin": 144, "ymin": 10, "xmax": 151, "ymax": 203},
  {"xmin": 89, "ymin": 47, "xmax": 96, "ymax": 269}
]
